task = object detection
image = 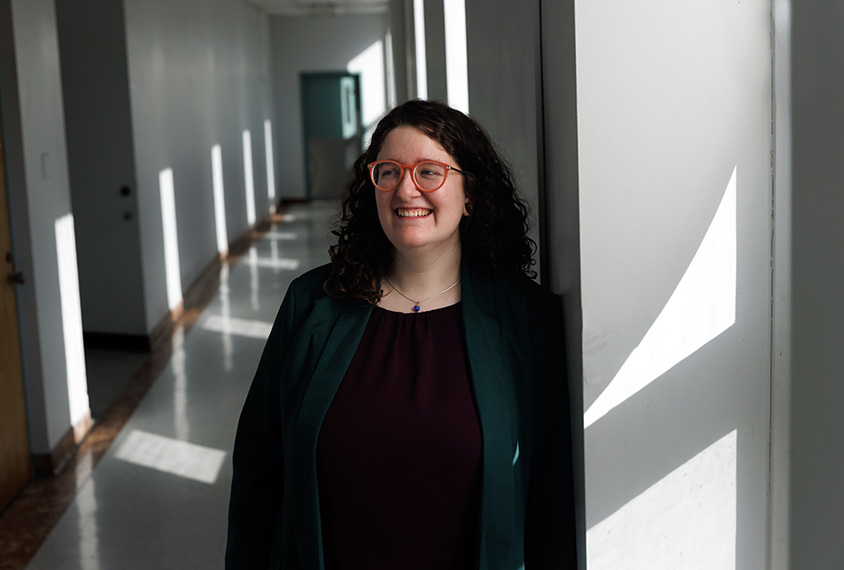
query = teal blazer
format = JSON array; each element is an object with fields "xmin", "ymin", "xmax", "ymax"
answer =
[{"xmin": 226, "ymin": 255, "xmax": 577, "ymax": 569}]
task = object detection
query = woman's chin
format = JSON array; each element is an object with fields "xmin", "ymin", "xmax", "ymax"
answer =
[{"xmin": 388, "ymin": 232, "xmax": 461, "ymax": 258}]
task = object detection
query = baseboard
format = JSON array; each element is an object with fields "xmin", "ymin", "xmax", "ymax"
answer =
[
  {"xmin": 82, "ymin": 332, "xmax": 151, "ymax": 352},
  {"xmin": 32, "ymin": 409, "xmax": 93, "ymax": 477}
]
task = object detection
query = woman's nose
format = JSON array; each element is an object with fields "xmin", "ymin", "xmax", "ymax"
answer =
[{"xmin": 394, "ymin": 167, "xmax": 421, "ymax": 200}]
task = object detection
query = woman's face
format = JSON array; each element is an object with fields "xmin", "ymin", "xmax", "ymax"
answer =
[{"xmin": 374, "ymin": 126, "xmax": 469, "ymax": 259}]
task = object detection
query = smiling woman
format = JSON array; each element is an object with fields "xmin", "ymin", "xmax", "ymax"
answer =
[
  {"xmin": 371, "ymin": 126, "xmax": 470, "ymax": 268},
  {"xmin": 325, "ymin": 99, "xmax": 535, "ymax": 307},
  {"xmin": 227, "ymin": 100, "xmax": 578, "ymax": 569}
]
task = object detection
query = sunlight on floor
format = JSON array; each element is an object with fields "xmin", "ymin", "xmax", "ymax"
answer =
[
  {"xmin": 248, "ymin": 256, "xmax": 301, "ymax": 271},
  {"xmin": 219, "ymin": 264, "xmax": 234, "ymax": 371},
  {"xmin": 265, "ymin": 231, "xmax": 297, "ymax": 240},
  {"xmin": 76, "ymin": 475, "xmax": 100, "ymax": 570},
  {"xmin": 114, "ymin": 430, "xmax": 226, "ymax": 485},
  {"xmin": 202, "ymin": 314, "xmax": 273, "ymax": 340},
  {"xmin": 172, "ymin": 345, "xmax": 189, "ymax": 441}
]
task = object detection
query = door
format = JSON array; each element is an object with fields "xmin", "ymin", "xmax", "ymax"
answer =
[
  {"xmin": 0, "ymin": 113, "xmax": 31, "ymax": 509},
  {"xmin": 301, "ymin": 72, "xmax": 363, "ymax": 199}
]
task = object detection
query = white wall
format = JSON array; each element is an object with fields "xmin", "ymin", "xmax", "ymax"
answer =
[
  {"xmin": 123, "ymin": 0, "xmax": 274, "ymax": 332},
  {"xmin": 543, "ymin": 1, "xmax": 773, "ymax": 568},
  {"xmin": 2, "ymin": 0, "xmax": 89, "ymax": 453},
  {"xmin": 789, "ymin": 3, "xmax": 844, "ymax": 568},
  {"xmin": 270, "ymin": 14, "xmax": 389, "ymax": 199}
]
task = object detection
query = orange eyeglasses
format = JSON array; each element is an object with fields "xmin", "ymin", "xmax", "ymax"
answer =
[{"xmin": 368, "ymin": 160, "xmax": 464, "ymax": 192}]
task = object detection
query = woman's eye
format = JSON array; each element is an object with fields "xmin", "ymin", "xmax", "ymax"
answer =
[{"xmin": 418, "ymin": 166, "xmax": 444, "ymax": 178}]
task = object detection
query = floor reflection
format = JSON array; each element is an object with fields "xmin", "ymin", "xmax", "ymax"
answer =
[{"xmin": 18, "ymin": 201, "xmax": 334, "ymax": 570}]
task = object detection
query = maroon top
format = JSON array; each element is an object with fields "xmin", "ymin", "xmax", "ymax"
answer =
[{"xmin": 316, "ymin": 303, "xmax": 482, "ymax": 570}]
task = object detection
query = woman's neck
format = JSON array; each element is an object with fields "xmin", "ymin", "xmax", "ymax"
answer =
[
  {"xmin": 380, "ymin": 242, "xmax": 462, "ymax": 313},
  {"xmin": 389, "ymin": 242, "xmax": 461, "ymax": 293}
]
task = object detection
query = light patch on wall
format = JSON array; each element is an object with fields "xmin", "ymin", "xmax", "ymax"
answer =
[
  {"xmin": 584, "ymin": 167, "xmax": 738, "ymax": 428},
  {"xmin": 385, "ymin": 28, "xmax": 397, "ymax": 107},
  {"xmin": 264, "ymin": 120, "xmax": 276, "ymax": 210},
  {"xmin": 242, "ymin": 130, "xmax": 257, "ymax": 225},
  {"xmin": 203, "ymin": 314, "xmax": 273, "ymax": 340},
  {"xmin": 587, "ymin": 429, "xmax": 737, "ymax": 569},
  {"xmin": 114, "ymin": 429, "xmax": 226, "ymax": 485},
  {"xmin": 340, "ymin": 76, "xmax": 359, "ymax": 140},
  {"xmin": 211, "ymin": 145, "xmax": 229, "ymax": 254},
  {"xmin": 55, "ymin": 213, "xmax": 90, "ymax": 426},
  {"xmin": 159, "ymin": 168, "xmax": 183, "ymax": 311},
  {"xmin": 414, "ymin": 0, "xmax": 428, "ymax": 99},
  {"xmin": 444, "ymin": 0, "xmax": 469, "ymax": 113},
  {"xmin": 347, "ymin": 39, "xmax": 386, "ymax": 137}
]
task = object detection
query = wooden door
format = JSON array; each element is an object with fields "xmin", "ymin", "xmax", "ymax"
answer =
[{"xmin": 0, "ymin": 113, "xmax": 31, "ymax": 509}]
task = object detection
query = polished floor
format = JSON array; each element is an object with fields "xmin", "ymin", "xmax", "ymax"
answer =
[{"xmin": 17, "ymin": 201, "xmax": 336, "ymax": 570}]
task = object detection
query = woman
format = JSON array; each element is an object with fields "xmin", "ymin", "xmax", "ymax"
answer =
[{"xmin": 226, "ymin": 99, "xmax": 577, "ymax": 569}]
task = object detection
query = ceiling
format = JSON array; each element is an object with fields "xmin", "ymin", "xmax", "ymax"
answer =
[{"xmin": 241, "ymin": 0, "xmax": 389, "ymax": 17}]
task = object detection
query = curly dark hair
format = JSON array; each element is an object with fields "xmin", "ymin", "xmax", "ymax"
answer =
[{"xmin": 324, "ymin": 99, "xmax": 536, "ymax": 304}]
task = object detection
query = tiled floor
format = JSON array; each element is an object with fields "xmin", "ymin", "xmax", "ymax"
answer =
[{"xmin": 8, "ymin": 201, "xmax": 336, "ymax": 570}]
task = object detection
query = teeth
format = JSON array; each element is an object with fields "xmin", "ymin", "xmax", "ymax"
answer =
[{"xmin": 397, "ymin": 209, "xmax": 431, "ymax": 218}]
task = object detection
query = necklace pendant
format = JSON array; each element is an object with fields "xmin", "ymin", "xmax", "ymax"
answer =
[{"xmin": 413, "ymin": 304, "xmax": 421, "ymax": 313}]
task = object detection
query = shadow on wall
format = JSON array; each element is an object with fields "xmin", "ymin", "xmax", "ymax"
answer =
[{"xmin": 584, "ymin": 166, "xmax": 741, "ymax": 567}]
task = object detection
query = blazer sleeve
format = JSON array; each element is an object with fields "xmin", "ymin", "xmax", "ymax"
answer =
[
  {"xmin": 524, "ymin": 292, "xmax": 579, "ymax": 568},
  {"xmin": 225, "ymin": 284, "xmax": 298, "ymax": 569}
]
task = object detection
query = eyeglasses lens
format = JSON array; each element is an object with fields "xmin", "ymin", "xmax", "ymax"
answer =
[
  {"xmin": 414, "ymin": 162, "xmax": 446, "ymax": 191},
  {"xmin": 372, "ymin": 162, "xmax": 446, "ymax": 191}
]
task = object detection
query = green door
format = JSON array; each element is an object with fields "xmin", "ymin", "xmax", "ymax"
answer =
[{"xmin": 301, "ymin": 72, "xmax": 363, "ymax": 199}]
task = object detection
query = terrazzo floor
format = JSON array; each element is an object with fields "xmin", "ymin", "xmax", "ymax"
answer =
[{"xmin": 0, "ymin": 200, "xmax": 336, "ymax": 570}]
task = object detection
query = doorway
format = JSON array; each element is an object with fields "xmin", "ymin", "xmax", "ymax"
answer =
[
  {"xmin": 300, "ymin": 71, "xmax": 363, "ymax": 199},
  {"xmin": 0, "ymin": 112, "xmax": 32, "ymax": 509}
]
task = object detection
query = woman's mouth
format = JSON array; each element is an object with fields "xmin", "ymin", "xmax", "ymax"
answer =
[{"xmin": 396, "ymin": 208, "xmax": 432, "ymax": 218}]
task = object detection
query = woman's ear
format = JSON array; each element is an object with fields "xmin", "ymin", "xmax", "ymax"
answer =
[{"xmin": 463, "ymin": 200, "xmax": 473, "ymax": 216}]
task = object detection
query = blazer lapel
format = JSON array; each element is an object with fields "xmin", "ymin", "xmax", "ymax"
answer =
[
  {"xmin": 291, "ymin": 295, "xmax": 372, "ymax": 570},
  {"xmin": 461, "ymin": 257, "xmax": 517, "ymax": 569}
]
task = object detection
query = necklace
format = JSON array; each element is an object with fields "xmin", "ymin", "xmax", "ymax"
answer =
[{"xmin": 384, "ymin": 275, "xmax": 461, "ymax": 313}]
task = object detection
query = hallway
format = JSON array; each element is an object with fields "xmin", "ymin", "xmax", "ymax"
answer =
[{"xmin": 12, "ymin": 201, "xmax": 335, "ymax": 570}]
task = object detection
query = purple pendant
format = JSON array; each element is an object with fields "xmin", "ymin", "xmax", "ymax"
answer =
[{"xmin": 413, "ymin": 304, "xmax": 421, "ymax": 313}]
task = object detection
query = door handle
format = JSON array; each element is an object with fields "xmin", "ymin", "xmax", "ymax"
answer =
[{"xmin": 8, "ymin": 270, "xmax": 25, "ymax": 284}]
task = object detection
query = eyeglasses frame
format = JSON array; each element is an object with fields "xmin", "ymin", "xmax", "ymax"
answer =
[{"xmin": 367, "ymin": 159, "xmax": 464, "ymax": 192}]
